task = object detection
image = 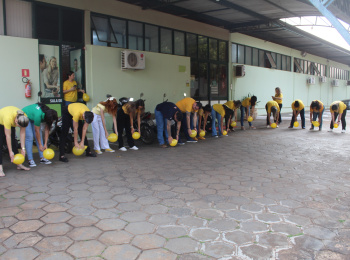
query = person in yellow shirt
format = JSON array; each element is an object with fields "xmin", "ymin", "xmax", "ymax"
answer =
[
  {"xmin": 265, "ymin": 101, "xmax": 280, "ymax": 128},
  {"xmin": 224, "ymin": 100, "xmax": 241, "ymax": 130},
  {"xmin": 240, "ymin": 95, "xmax": 257, "ymax": 130},
  {"xmin": 196, "ymin": 105, "xmax": 211, "ymax": 140},
  {"xmin": 0, "ymin": 107, "xmax": 30, "ymax": 176},
  {"xmin": 289, "ymin": 99, "xmax": 305, "ymax": 129},
  {"xmin": 211, "ymin": 104, "xmax": 233, "ymax": 137},
  {"xmin": 272, "ymin": 87, "xmax": 283, "ymax": 124},
  {"xmin": 309, "ymin": 100, "xmax": 324, "ymax": 131},
  {"xmin": 59, "ymin": 103, "xmax": 95, "ymax": 162},
  {"xmin": 62, "ymin": 71, "xmax": 85, "ymax": 106},
  {"xmin": 117, "ymin": 101, "xmax": 139, "ymax": 151},
  {"xmin": 175, "ymin": 97, "xmax": 202, "ymax": 144},
  {"xmin": 329, "ymin": 101, "xmax": 347, "ymax": 133}
]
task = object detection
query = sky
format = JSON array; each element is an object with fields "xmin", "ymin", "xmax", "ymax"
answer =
[{"xmin": 281, "ymin": 16, "xmax": 350, "ymax": 51}]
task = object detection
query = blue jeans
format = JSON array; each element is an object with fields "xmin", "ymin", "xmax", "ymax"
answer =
[
  {"xmin": 240, "ymin": 106, "xmax": 252, "ymax": 127},
  {"xmin": 25, "ymin": 120, "xmax": 44, "ymax": 160},
  {"xmin": 64, "ymin": 100, "xmax": 73, "ymax": 107},
  {"xmin": 312, "ymin": 110, "xmax": 324, "ymax": 129},
  {"xmin": 211, "ymin": 106, "xmax": 222, "ymax": 136},
  {"xmin": 155, "ymin": 109, "xmax": 168, "ymax": 145},
  {"xmin": 180, "ymin": 112, "xmax": 194, "ymax": 141}
]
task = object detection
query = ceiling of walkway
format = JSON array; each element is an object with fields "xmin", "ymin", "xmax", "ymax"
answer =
[{"xmin": 118, "ymin": 0, "xmax": 350, "ymax": 65}]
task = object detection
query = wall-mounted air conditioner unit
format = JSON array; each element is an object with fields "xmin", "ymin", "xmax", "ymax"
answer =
[
  {"xmin": 331, "ymin": 79, "xmax": 339, "ymax": 87},
  {"xmin": 307, "ymin": 77, "xmax": 315, "ymax": 85},
  {"xmin": 319, "ymin": 76, "xmax": 327, "ymax": 83},
  {"xmin": 235, "ymin": 65, "xmax": 245, "ymax": 77},
  {"xmin": 121, "ymin": 50, "xmax": 145, "ymax": 70}
]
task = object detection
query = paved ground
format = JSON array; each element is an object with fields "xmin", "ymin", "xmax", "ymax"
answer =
[{"xmin": 0, "ymin": 112, "xmax": 349, "ymax": 260}]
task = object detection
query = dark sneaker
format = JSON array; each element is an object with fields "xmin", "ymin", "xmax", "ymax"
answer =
[{"xmin": 59, "ymin": 156, "xmax": 69, "ymax": 163}]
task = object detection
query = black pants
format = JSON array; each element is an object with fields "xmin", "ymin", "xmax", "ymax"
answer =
[
  {"xmin": 290, "ymin": 109, "xmax": 305, "ymax": 128},
  {"xmin": 265, "ymin": 105, "xmax": 277, "ymax": 125},
  {"xmin": 278, "ymin": 103, "xmax": 282, "ymax": 123},
  {"xmin": 59, "ymin": 106, "xmax": 90, "ymax": 157},
  {"xmin": 0, "ymin": 125, "xmax": 17, "ymax": 165},
  {"xmin": 330, "ymin": 110, "xmax": 347, "ymax": 130},
  {"xmin": 117, "ymin": 109, "xmax": 134, "ymax": 148}
]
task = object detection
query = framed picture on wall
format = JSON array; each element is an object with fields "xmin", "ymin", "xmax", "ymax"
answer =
[{"xmin": 39, "ymin": 44, "xmax": 62, "ymax": 103}]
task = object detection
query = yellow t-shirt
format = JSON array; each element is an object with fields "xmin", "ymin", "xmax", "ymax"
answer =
[
  {"xmin": 68, "ymin": 103, "xmax": 90, "ymax": 122},
  {"xmin": 274, "ymin": 93, "xmax": 283, "ymax": 104},
  {"xmin": 266, "ymin": 101, "xmax": 280, "ymax": 114},
  {"xmin": 92, "ymin": 104, "xmax": 106, "ymax": 115},
  {"xmin": 242, "ymin": 98, "xmax": 251, "ymax": 108},
  {"xmin": 310, "ymin": 100, "xmax": 324, "ymax": 113},
  {"xmin": 330, "ymin": 101, "xmax": 347, "ymax": 113},
  {"xmin": 213, "ymin": 104, "xmax": 225, "ymax": 117},
  {"xmin": 291, "ymin": 100, "xmax": 305, "ymax": 111},
  {"xmin": 224, "ymin": 101, "xmax": 238, "ymax": 110},
  {"xmin": 176, "ymin": 98, "xmax": 197, "ymax": 113},
  {"xmin": 198, "ymin": 108, "xmax": 204, "ymax": 117},
  {"xmin": 63, "ymin": 80, "xmax": 78, "ymax": 102},
  {"xmin": 0, "ymin": 106, "xmax": 24, "ymax": 130}
]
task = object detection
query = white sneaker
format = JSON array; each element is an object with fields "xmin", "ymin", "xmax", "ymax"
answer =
[
  {"xmin": 40, "ymin": 158, "xmax": 52, "ymax": 165},
  {"xmin": 267, "ymin": 125, "xmax": 270, "ymax": 128},
  {"xmin": 95, "ymin": 150, "xmax": 103, "ymax": 155},
  {"xmin": 105, "ymin": 149, "xmax": 115, "ymax": 153},
  {"xmin": 119, "ymin": 147, "xmax": 127, "ymax": 151},
  {"xmin": 341, "ymin": 130, "xmax": 346, "ymax": 133},
  {"xmin": 28, "ymin": 160, "xmax": 36, "ymax": 167},
  {"xmin": 276, "ymin": 125, "xmax": 279, "ymax": 128},
  {"xmin": 130, "ymin": 146, "xmax": 139, "ymax": 150}
]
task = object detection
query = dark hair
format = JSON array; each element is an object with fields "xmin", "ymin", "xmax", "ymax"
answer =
[
  {"xmin": 224, "ymin": 105, "xmax": 233, "ymax": 117},
  {"xmin": 331, "ymin": 104, "xmax": 338, "ymax": 111},
  {"xmin": 294, "ymin": 101, "xmax": 299, "ymax": 107},
  {"xmin": 251, "ymin": 96, "xmax": 257, "ymax": 106},
  {"xmin": 84, "ymin": 111, "xmax": 94, "ymax": 124},
  {"xmin": 17, "ymin": 111, "xmax": 29, "ymax": 127},
  {"xmin": 195, "ymin": 102, "xmax": 203, "ymax": 110},
  {"xmin": 67, "ymin": 71, "xmax": 74, "ymax": 78},
  {"xmin": 203, "ymin": 104, "xmax": 211, "ymax": 112},
  {"xmin": 311, "ymin": 101, "xmax": 320, "ymax": 110},
  {"xmin": 39, "ymin": 54, "xmax": 45, "ymax": 63},
  {"xmin": 174, "ymin": 111, "xmax": 183, "ymax": 122},
  {"xmin": 271, "ymin": 106, "xmax": 277, "ymax": 116},
  {"xmin": 38, "ymin": 103, "xmax": 58, "ymax": 129},
  {"xmin": 74, "ymin": 58, "xmax": 77, "ymax": 62},
  {"xmin": 135, "ymin": 99, "xmax": 145, "ymax": 113},
  {"xmin": 234, "ymin": 100, "xmax": 241, "ymax": 108}
]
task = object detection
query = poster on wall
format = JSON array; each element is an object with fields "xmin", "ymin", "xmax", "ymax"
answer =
[
  {"xmin": 70, "ymin": 49, "xmax": 83, "ymax": 89},
  {"xmin": 38, "ymin": 44, "xmax": 62, "ymax": 103}
]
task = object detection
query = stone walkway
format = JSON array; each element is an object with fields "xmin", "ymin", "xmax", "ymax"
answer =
[{"xmin": 0, "ymin": 113, "xmax": 349, "ymax": 260}]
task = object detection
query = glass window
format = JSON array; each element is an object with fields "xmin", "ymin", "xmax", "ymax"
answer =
[
  {"xmin": 6, "ymin": 0, "xmax": 32, "ymax": 38},
  {"xmin": 198, "ymin": 62, "xmax": 208, "ymax": 99},
  {"xmin": 91, "ymin": 16, "xmax": 116, "ymax": 44},
  {"xmin": 252, "ymin": 48, "xmax": 258, "ymax": 66},
  {"xmin": 128, "ymin": 21, "xmax": 143, "ymax": 51},
  {"xmin": 0, "ymin": 0, "xmax": 4, "ymax": 35},
  {"xmin": 92, "ymin": 30, "xmax": 107, "ymax": 46},
  {"xmin": 259, "ymin": 50, "xmax": 265, "ymax": 67},
  {"xmin": 218, "ymin": 64, "xmax": 227, "ymax": 97},
  {"xmin": 237, "ymin": 45, "xmax": 244, "ymax": 64},
  {"xmin": 276, "ymin": 54, "xmax": 282, "ymax": 70},
  {"xmin": 266, "ymin": 52, "xmax": 277, "ymax": 69},
  {"xmin": 286, "ymin": 56, "xmax": 291, "ymax": 71},
  {"xmin": 190, "ymin": 61, "xmax": 199, "ymax": 99},
  {"xmin": 111, "ymin": 18, "xmax": 127, "ymax": 48},
  {"xmin": 198, "ymin": 36, "xmax": 208, "ymax": 60},
  {"xmin": 186, "ymin": 33, "xmax": 197, "ymax": 58},
  {"xmin": 62, "ymin": 8, "xmax": 83, "ymax": 43},
  {"xmin": 174, "ymin": 30, "xmax": 185, "ymax": 56},
  {"xmin": 209, "ymin": 63, "xmax": 219, "ymax": 98},
  {"xmin": 271, "ymin": 52, "xmax": 276, "ymax": 66},
  {"xmin": 294, "ymin": 58, "xmax": 302, "ymax": 73},
  {"xmin": 281, "ymin": 56, "xmax": 286, "ymax": 71},
  {"xmin": 245, "ymin": 46, "xmax": 252, "ymax": 65},
  {"xmin": 160, "ymin": 28, "xmax": 172, "ymax": 54},
  {"xmin": 231, "ymin": 44, "xmax": 237, "ymax": 63},
  {"xmin": 35, "ymin": 4, "xmax": 59, "ymax": 40},
  {"xmin": 145, "ymin": 24, "xmax": 158, "ymax": 52},
  {"xmin": 219, "ymin": 41, "xmax": 227, "ymax": 62},
  {"xmin": 209, "ymin": 38, "xmax": 218, "ymax": 60}
]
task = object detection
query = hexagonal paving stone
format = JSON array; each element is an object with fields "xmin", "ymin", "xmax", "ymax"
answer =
[
  {"xmin": 239, "ymin": 244, "xmax": 273, "ymax": 259},
  {"xmin": 240, "ymin": 221, "xmax": 269, "ymax": 233},
  {"xmin": 137, "ymin": 196, "xmax": 160, "ymax": 205},
  {"xmin": 42, "ymin": 203, "xmax": 70, "ymax": 212},
  {"xmin": 24, "ymin": 193, "xmax": 50, "ymax": 201},
  {"xmin": 67, "ymin": 240, "xmax": 105, "ymax": 258},
  {"xmin": 190, "ymin": 228, "xmax": 220, "ymax": 241},
  {"xmin": 120, "ymin": 211, "xmax": 148, "ymax": 222},
  {"xmin": 0, "ymin": 207, "xmax": 22, "ymax": 217},
  {"xmin": 10, "ymin": 220, "xmax": 44, "ymax": 233},
  {"xmin": 35, "ymin": 236, "xmax": 73, "ymax": 252},
  {"xmin": 294, "ymin": 208, "xmax": 323, "ymax": 218},
  {"xmin": 0, "ymin": 229, "xmax": 13, "ymax": 242},
  {"xmin": 102, "ymin": 244, "xmax": 140, "ymax": 260},
  {"xmin": 95, "ymin": 218, "xmax": 127, "ymax": 231},
  {"xmin": 20, "ymin": 200, "xmax": 48, "ymax": 210},
  {"xmin": 117, "ymin": 202, "xmax": 142, "ymax": 211},
  {"xmin": 67, "ymin": 205, "xmax": 96, "ymax": 216},
  {"xmin": 99, "ymin": 230, "xmax": 134, "ymax": 245},
  {"xmin": 256, "ymin": 213, "xmax": 281, "ymax": 223},
  {"xmin": 67, "ymin": 226, "xmax": 102, "ymax": 240},
  {"xmin": 202, "ymin": 242, "xmax": 235, "ymax": 258},
  {"xmin": 41, "ymin": 212, "xmax": 72, "ymax": 224},
  {"xmin": 132, "ymin": 234, "xmax": 166, "ymax": 249},
  {"xmin": 165, "ymin": 237, "xmax": 199, "ymax": 254},
  {"xmin": 113, "ymin": 194, "xmax": 137, "ymax": 202},
  {"xmin": 208, "ymin": 219, "xmax": 238, "ymax": 231},
  {"xmin": 258, "ymin": 232, "xmax": 290, "ymax": 247},
  {"xmin": 125, "ymin": 222, "xmax": 155, "ymax": 235},
  {"xmin": 157, "ymin": 226, "xmax": 187, "ymax": 238},
  {"xmin": 226, "ymin": 210, "xmax": 253, "ymax": 222},
  {"xmin": 38, "ymin": 223, "xmax": 72, "ymax": 236},
  {"xmin": 16, "ymin": 209, "xmax": 46, "ymax": 220},
  {"xmin": 92, "ymin": 199, "xmax": 118, "ymax": 209},
  {"xmin": 3, "ymin": 232, "xmax": 42, "ymax": 249},
  {"xmin": 284, "ymin": 215, "xmax": 312, "ymax": 227},
  {"xmin": 224, "ymin": 231, "xmax": 253, "ymax": 244},
  {"xmin": 138, "ymin": 248, "xmax": 177, "ymax": 260},
  {"xmin": 93, "ymin": 209, "xmax": 119, "ymax": 219},
  {"xmin": 143, "ymin": 204, "xmax": 168, "ymax": 214},
  {"xmin": 35, "ymin": 252, "xmax": 74, "ymax": 260},
  {"xmin": 271, "ymin": 223, "xmax": 302, "ymax": 236},
  {"xmin": 178, "ymin": 216, "xmax": 205, "ymax": 228},
  {"xmin": 294, "ymin": 235, "xmax": 324, "ymax": 251},
  {"xmin": 68, "ymin": 216, "xmax": 99, "ymax": 227},
  {"xmin": 304, "ymin": 226, "xmax": 337, "ymax": 240},
  {"xmin": 197, "ymin": 209, "xmax": 223, "ymax": 219},
  {"xmin": 1, "ymin": 248, "xmax": 39, "ymax": 260},
  {"xmin": 241, "ymin": 203, "xmax": 264, "ymax": 213},
  {"xmin": 149, "ymin": 214, "xmax": 177, "ymax": 225}
]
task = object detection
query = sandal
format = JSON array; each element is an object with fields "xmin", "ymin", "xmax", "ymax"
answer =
[
  {"xmin": 0, "ymin": 170, "xmax": 5, "ymax": 177},
  {"xmin": 59, "ymin": 156, "xmax": 69, "ymax": 163}
]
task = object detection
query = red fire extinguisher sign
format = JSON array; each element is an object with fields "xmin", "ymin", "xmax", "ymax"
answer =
[{"xmin": 22, "ymin": 69, "xmax": 30, "ymax": 77}]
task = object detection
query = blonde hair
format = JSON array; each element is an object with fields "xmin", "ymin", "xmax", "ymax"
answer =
[
  {"xmin": 17, "ymin": 111, "xmax": 29, "ymax": 127},
  {"xmin": 275, "ymin": 87, "xmax": 281, "ymax": 95}
]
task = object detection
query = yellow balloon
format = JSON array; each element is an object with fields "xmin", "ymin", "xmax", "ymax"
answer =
[
  {"xmin": 334, "ymin": 123, "xmax": 339, "ymax": 128},
  {"xmin": 108, "ymin": 133, "xmax": 118, "ymax": 142},
  {"xmin": 223, "ymin": 130, "xmax": 228, "ymax": 135},
  {"xmin": 230, "ymin": 121, "xmax": 237, "ymax": 127},
  {"xmin": 294, "ymin": 121, "xmax": 299, "ymax": 127},
  {"xmin": 271, "ymin": 123, "xmax": 277, "ymax": 128},
  {"xmin": 312, "ymin": 121, "xmax": 320, "ymax": 127},
  {"xmin": 170, "ymin": 139, "xmax": 178, "ymax": 147},
  {"xmin": 13, "ymin": 154, "xmax": 24, "ymax": 165},
  {"xmin": 43, "ymin": 148, "xmax": 55, "ymax": 160},
  {"xmin": 83, "ymin": 93, "xmax": 90, "ymax": 102},
  {"xmin": 199, "ymin": 130, "xmax": 205, "ymax": 137},
  {"xmin": 132, "ymin": 132, "xmax": 140, "ymax": 140},
  {"xmin": 248, "ymin": 116, "xmax": 253, "ymax": 122},
  {"xmin": 190, "ymin": 130, "xmax": 197, "ymax": 138},
  {"xmin": 72, "ymin": 146, "xmax": 87, "ymax": 156}
]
